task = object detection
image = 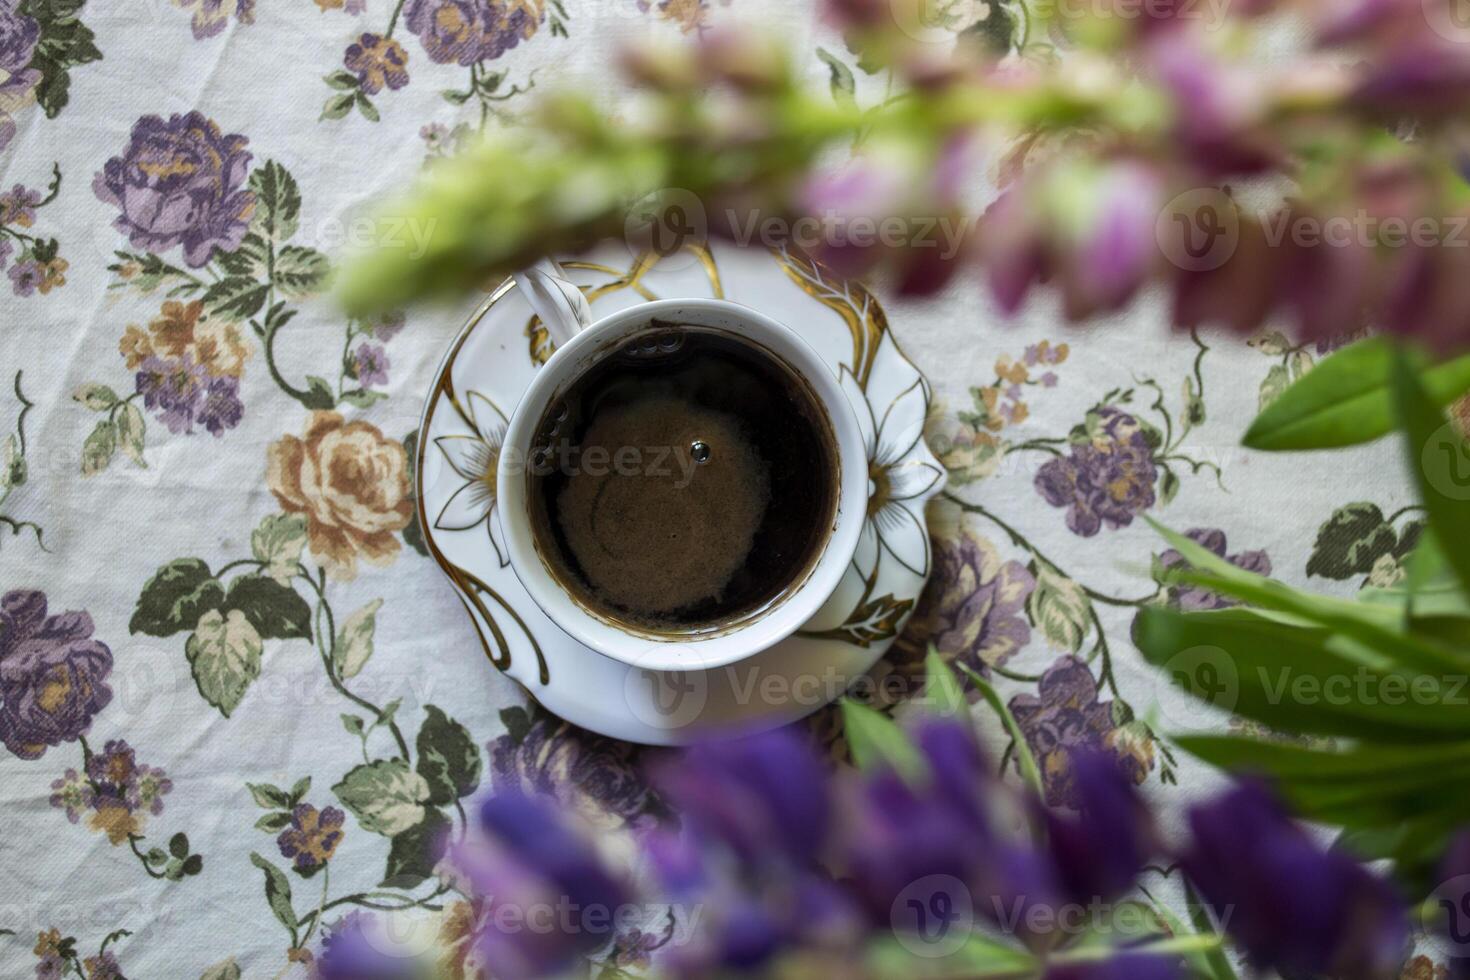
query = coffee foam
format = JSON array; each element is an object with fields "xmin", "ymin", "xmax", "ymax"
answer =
[{"xmin": 554, "ymin": 394, "xmax": 771, "ymax": 619}]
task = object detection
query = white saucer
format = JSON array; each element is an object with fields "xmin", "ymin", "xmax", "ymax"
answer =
[{"xmin": 416, "ymin": 241, "xmax": 945, "ymax": 744}]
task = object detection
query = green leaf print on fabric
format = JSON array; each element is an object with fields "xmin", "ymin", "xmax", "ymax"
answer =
[
  {"xmin": 333, "ymin": 599, "xmax": 383, "ymax": 679},
  {"xmin": 130, "ymin": 559, "xmax": 226, "ymax": 637},
  {"xmin": 1306, "ymin": 503, "xmax": 1424, "ymax": 582},
  {"xmin": 382, "ymin": 806, "xmax": 450, "ymax": 889},
  {"xmin": 332, "ymin": 759, "xmax": 432, "ymax": 836},
  {"xmin": 224, "ymin": 574, "xmax": 313, "ymax": 640},
  {"xmin": 416, "ymin": 706, "xmax": 482, "ymax": 805},
  {"xmin": 185, "ymin": 610, "xmax": 263, "ymax": 717},
  {"xmin": 250, "ymin": 852, "xmax": 298, "ymax": 932}
]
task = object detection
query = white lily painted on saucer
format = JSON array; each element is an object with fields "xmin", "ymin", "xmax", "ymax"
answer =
[{"xmin": 417, "ymin": 240, "xmax": 946, "ymax": 744}]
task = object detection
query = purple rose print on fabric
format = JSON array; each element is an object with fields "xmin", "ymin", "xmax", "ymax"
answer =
[
  {"xmin": 488, "ymin": 707, "xmax": 655, "ymax": 831},
  {"xmin": 1157, "ymin": 527, "xmax": 1272, "ymax": 610},
  {"xmin": 93, "ymin": 111, "xmax": 256, "ymax": 268},
  {"xmin": 0, "ymin": 0, "xmax": 40, "ymax": 151},
  {"xmin": 404, "ymin": 0, "xmax": 543, "ymax": 66},
  {"xmin": 0, "ymin": 590, "xmax": 114, "ymax": 761},
  {"xmin": 894, "ymin": 522, "xmax": 1035, "ymax": 675},
  {"xmin": 1035, "ymin": 406, "xmax": 1159, "ymax": 536},
  {"xmin": 1008, "ymin": 656, "xmax": 1117, "ymax": 808}
]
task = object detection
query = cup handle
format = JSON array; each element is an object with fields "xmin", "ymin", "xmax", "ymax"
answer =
[{"xmin": 512, "ymin": 258, "xmax": 594, "ymax": 349}]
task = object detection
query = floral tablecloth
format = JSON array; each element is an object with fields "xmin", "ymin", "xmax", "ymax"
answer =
[{"xmin": 0, "ymin": 0, "xmax": 1424, "ymax": 976}]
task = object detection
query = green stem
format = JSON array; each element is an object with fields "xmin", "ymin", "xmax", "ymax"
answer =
[
  {"xmin": 385, "ymin": 0, "xmax": 408, "ymax": 36},
  {"xmin": 126, "ymin": 835, "xmax": 168, "ymax": 880},
  {"xmin": 13, "ymin": 369, "xmax": 32, "ymax": 457},
  {"xmin": 298, "ymin": 866, "xmax": 331, "ymax": 949},
  {"xmin": 263, "ymin": 311, "xmax": 317, "ymax": 405},
  {"xmin": 38, "ymin": 163, "xmax": 62, "ymax": 207},
  {"xmin": 336, "ymin": 325, "xmax": 355, "ymax": 401},
  {"xmin": 296, "ymin": 883, "xmax": 449, "ymax": 934},
  {"xmin": 1008, "ymin": 440, "xmax": 1064, "ymax": 458},
  {"xmin": 215, "ymin": 558, "xmax": 266, "ymax": 579},
  {"xmin": 299, "ymin": 568, "xmax": 411, "ymax": 760}
]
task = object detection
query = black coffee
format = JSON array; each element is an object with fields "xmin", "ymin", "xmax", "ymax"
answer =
[{"xmin": 527, "ymin": 322, "xmax": 839, "ymax": 634}]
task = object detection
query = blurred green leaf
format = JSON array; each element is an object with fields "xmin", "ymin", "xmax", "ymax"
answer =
[
  {"xmin": 1134, "ymin": 606, "xmax": 1470, "ymax": 741},
  {"xmin": 923, "ymin": 648, "xmax": 968, "ymax": 718},
  {"xmin": 955, "ymin": 662, "xmax": 1043, "ymax": 797},
  {"xmin": 840, "ymin": 699, "xmax": 922, "ymax": 777},
  {"xmin": 1140, "ymin": 886, "xmax": 1237, "ymax": 980},
  {"xmin": 865, "ymin": 933, "xmax": 1035, "ymax": 978},
  {"xmin": 1243, "ymin": 338, "xmax": 1470, "ymax": 451},
  {"xmin": 1148, "ymin": 517, "xmax": 1467, "ymax": 676},
  {"xmin": 816, "ymin": 47, "xmax": 856, "ymax": 109},
  {"xmin": 1393, "ymin": 349, "xmax": 1470, "ymax": 597}
]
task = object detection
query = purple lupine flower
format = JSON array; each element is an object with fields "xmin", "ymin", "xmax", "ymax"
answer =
[
  {"xmin": 1009, "ymin": 656, "xmax": 1119, "ymax": 808},
  {"xmin": 1039, "ymin": 749, "xmax": 1155, "ymax": 908},
  {"xmin": 197, "ymin": 375, "xmax": 244, "ymax": 436},
  {"xmin": 344, "ymin": 33, "xmax": 410, "ymax": 95},
  {"xmin": 93, "ymin": 111, "xmax": 255, "ymax": 268},
  {"xmin": 1035, "ymin": 407, "xmax": 1159, "ymax": 536},
  {"xmin": 136, "ymin": 355, "xmax": 207, "ymax": 434},
  {"xmin": 352, "ymin": 343, "xmax": 390, "ymax": 389},
  {"xmin": 1056, "ymin": 160, "xmax": 1165, "ymax": 318},
  {"xmin": 979, "ymin": 186, "xmax": 1049, "ymax": 314},
  {"xmin": 843, "ymin": 720, "xmax": 995, "ymax": 921},
  {"xmin": 8, "ymin": 258, "xmax": 39, "ymax": 296},
  {"xmin": 0, "ymin": 183, "xmax": 40, "ymax": 227},
  {"xmin": 0, "ymin": 590, "xmax": 114, "ymax": 761},
  {"xmin": 1157, "ymin": 527, "xmax": 1272, "ymax": 610},
  {"xmin": 1045, "ymin": 953, "xmax": 1184, "ymax": 980},
  {"xmin": 647, "ymin": 727, "xmax": 863, "ymax": 975},
  {"xmin": 653, "ymin": 725, "xmax": 831, "ymax": 865},
  {"xmin": 449, "ymin": 792, "xmax": 631, "ymax": 978},
  {"xmin": 403, "ymin": 0, "xmax": 543, "ymax": 66},
  {"xmin": 894, "ymin": 523, "xmax": 1035, "ymax": 674},
  {"xmin": 318, "ymin": 911, "xmax": 432, "ymax": 980},
  {"xmin": 1181, "ymin": 780, "xmax": 1408, "ymax": 979}
]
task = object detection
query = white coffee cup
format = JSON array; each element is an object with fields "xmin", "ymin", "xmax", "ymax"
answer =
[{"xmin": 497, "ymin": 260, "xmax": 867, "ymax": 672}]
